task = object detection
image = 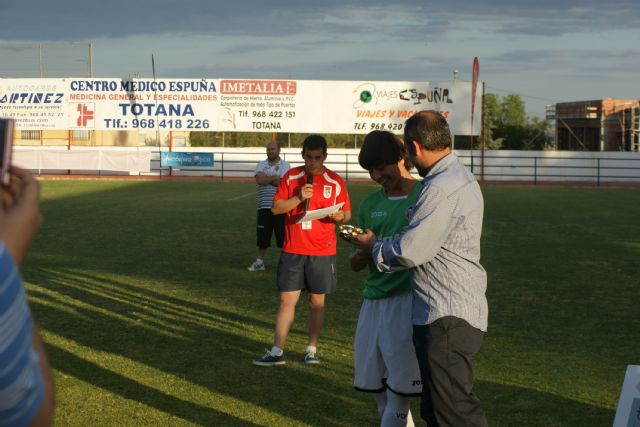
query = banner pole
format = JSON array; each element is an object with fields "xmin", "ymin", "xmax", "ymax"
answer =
[
  {"xmin": 481, "ymin": 82, "xmax": 486, "ymax": 182},
  {"xmin": 152, "ymin": 54, "xmax": 162, "ymax": 179},
  {"xmin": 470, "ymin": 57, "xmax": 479, "ymax": 151}
]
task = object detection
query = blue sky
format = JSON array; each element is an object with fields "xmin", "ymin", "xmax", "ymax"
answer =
[{"xmin": 1, "ymin": 0, "xmax": 638, "ymax": 117}]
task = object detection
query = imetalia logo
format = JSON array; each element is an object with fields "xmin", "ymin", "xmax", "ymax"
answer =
[
  {"xmin": 220, "ymin": 80, "xmax": 296, "ymax": 95},
  {"xmin": 76, "ymin": 103, "xmax": 94, "ymax": 127}
]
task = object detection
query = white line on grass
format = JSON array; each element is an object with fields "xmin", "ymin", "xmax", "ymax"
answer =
[{"xmin": 226, "ymin": 191, "xmax": 257, "ymax": 201}]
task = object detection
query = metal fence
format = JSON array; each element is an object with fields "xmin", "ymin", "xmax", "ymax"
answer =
[
  {"xmin": 15, "ymin": 146, "xmax": 640, "ymax": 185},
  {"xmin": 151, "ymin": 149, "xmax": 640, "ymax": 185},
  {"xmin": 462, "ymin": 154, "xmax": 640, "ymax": 185}
]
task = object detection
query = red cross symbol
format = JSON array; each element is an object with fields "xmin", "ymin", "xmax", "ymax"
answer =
[{"xmin": 76, "ymin": 104, "xmax": 94, "ymax": 127}]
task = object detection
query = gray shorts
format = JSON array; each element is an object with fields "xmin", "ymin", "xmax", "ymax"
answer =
[{"xmin": 276, "ymin": 252, "xmax": 337, "ymax": 294}]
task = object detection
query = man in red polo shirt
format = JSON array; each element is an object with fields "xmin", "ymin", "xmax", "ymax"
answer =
[{"xmin": 253, "ymin": 135, "xmax": 351, "ymax": 366}]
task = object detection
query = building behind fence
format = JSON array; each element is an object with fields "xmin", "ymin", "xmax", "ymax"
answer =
[{"xmin": 549, "ymin": 99, "xmax": 640, "ymax": 152}]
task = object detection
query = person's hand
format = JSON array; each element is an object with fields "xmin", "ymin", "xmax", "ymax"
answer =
[
  {"xmin": 0, "ymin": 167, "xmax": 42, "ymax": 265},
  {"xmin": 299, "ymin": 183, "xmax": 313, "ymax": 201},
  {"xmin": 349, "ymin": 248, "xmax": 371, "ymax": 272},
  {"xmin": 353, "ymin": 229, "xmax": 377, "ymax": 253},
  {"xmin": 327, "ymin": 209, "xmax": 346, "ymax": 223}
]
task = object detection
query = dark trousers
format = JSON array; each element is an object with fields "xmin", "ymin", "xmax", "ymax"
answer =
[
  {"xmin": 413, "ymin": 317, "xmax": 487, "ymax": 427},
  {"xmin": 256, "ymin": 209, "xmax": 285, "ymax": 248}
]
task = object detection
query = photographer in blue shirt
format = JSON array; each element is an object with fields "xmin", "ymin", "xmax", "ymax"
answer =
[{"xmin": 0, "ymin": 167, "xmax": 55, "ymax": 427}]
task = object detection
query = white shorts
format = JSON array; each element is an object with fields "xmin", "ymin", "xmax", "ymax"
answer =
[{"xmin": 353, "ymin": 291, "xmax": 422, "ymax": 395}]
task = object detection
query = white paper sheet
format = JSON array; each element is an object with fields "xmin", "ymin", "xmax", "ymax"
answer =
[{"xmin": 296, "ymin": 202, "xmax": 345, "ymax": 224}]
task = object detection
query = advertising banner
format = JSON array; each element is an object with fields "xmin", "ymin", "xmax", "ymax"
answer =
[
  {"xmin": 0, "ymin": 79, "xmax": 68, "ymax": 130},
  {"xmin": 321, "ymin": 80, "xmax": 477, "ymax": 135},
  {"xmin": 0, "ymin": 78, "xmax": 481, "ymax": 135},
  {"xmin": 161, "ymin": 151, "xmax": 214, "ymax": 167}
]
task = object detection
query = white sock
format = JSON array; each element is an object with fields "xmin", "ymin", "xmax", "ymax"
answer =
[
  {"xmin": 373, "ymin": 391, "xmax": 387, "ymax": 418},
  {"xmin": 306, "ymin": 345, "xmax": 317, "ymax": 354},
  {"xmin": 270, "ymin": 346, "xmax": 283, "ymax": 356},
  {"xmin": 256, "ymin": 258, "xmax": 263, "ymax": 263},
  {"xmin": 380, "ymin": 390, "xmax": 414, "ymax": 427}
]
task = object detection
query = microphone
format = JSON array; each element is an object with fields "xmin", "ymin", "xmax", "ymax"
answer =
[{"xmin": 304, "ymin": 173, "xmax": 313, "ymax": 212}]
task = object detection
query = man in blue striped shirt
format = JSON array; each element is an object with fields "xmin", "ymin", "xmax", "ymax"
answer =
[
  {"xmin": 1, "ymin": 167, "xmax": 54, "ymax": 427},
  {"xmin": 355, "ymin": 111, "xmax": 488, "ymax": 427},
  {"xmin": 247, "ymin": 140, "xmax": 291, "ymax": 272}
]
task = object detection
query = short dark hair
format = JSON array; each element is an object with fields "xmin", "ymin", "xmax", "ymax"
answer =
[
  {"xmin": 302, "ymin": 135, "xmax": 327, "ymax": 154},
  {"xmin": 404, "ymin": 110, "xmax": 451, "ymax": 154},
  {"xmin": 358, "ymin": 130, "xmax": 413, "ymax": 171}
]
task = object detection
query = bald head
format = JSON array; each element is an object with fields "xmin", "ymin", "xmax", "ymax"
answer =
[
  {"xmin": 404, "ymin": 110, "xmax": 452, "ymax": 154},
  {"xmin": 266, "ymin": 140, "xmax": 280, "ymax": 161}
]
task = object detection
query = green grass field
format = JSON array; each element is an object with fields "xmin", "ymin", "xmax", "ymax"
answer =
[{"xmin": 22, "ymin": 180, "xmax": 640, "ymax": 426}]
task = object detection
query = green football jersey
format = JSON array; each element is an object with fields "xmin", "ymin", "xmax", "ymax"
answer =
[{"xmin": 357, "ymin": 183, "xmax": 421, "ymax": 299}]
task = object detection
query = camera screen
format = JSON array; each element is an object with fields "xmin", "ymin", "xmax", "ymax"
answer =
[{"xmin": 0, "ymin": 120, "xmax": 6, "ymax": 167}]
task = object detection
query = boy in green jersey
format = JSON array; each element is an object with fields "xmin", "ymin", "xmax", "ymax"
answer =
[{"xmin": 350, "ymin": 131, "xmax": 421, "ymax": 426}]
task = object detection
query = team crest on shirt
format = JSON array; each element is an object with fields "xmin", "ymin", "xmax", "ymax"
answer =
[
  {"xmin": 323, "ymin": 185, "xmax": 332, "ymax": 198},
  {"xmin": 406, "ymin": 205, "xmax": 415, "ymax": 220}
]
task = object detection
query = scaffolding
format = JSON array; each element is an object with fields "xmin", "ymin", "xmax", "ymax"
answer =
[
  {"xmin": 611, "ymin": 103, "xmax": 640, "ymax": 152},
  {"xmin": 631, "ymin": 107, "xmax": 639, "ymax": 152},
  {"xmin": 555, "ymin": 99, "xmax": 640, "ymax": 151}
]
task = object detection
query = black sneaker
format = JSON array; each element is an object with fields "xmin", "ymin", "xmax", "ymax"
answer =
[
  {"xmin": 303, "ymin": 351, "xmax": 320, "ymax": 365},
  {"xmin": 253, "ymin": 349, "xmax": 285, "ymax": 366}
]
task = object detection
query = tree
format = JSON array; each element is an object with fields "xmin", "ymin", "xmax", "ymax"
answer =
[
  {"xmin": 483, "ymin": 93, "xmax": 551, "ymax": 150},
  {"xmin": 482, "ymin": 94, "xmax": 503, "ymax": 149},
  {"xmin": 522, "ymin": 117, "xmax": 553, "ymax": 150},
  {"xmin": 501, "ymin": 94, "xmax": 527, "ymax": 127}
]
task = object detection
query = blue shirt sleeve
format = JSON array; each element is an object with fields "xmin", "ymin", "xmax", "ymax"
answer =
[
  {"xmin": 0, "ymin": 243, "xmax": 45, "ymax": 427},
  {"xmin": 374, "ymin": 184, "xmax": 455, "ymax": 272}
]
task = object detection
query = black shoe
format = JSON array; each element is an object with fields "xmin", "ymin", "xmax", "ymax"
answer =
[
  {"xmin": 303, "ymin": 351, "xmax": 320, "ymax": 365},
  {"xmin": 253, "ymin": 349, "xmax": 285, "ymax": 366}
]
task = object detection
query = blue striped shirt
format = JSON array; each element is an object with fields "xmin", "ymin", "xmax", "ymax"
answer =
[
  {"xmin": 254, "ymin": 158, "xmax": 291, "ymax": 210},
  {"xmin": 373, "ymin": 153, "xmax": 488, "ymax": 331},
  {"xmin": 0, "ymin": 243, "xmax": 44, "ymax": 427}
]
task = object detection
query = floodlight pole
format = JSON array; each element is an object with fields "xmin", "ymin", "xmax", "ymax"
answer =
[
  {"xmin": 88, "ymin": 43, "xmax": 93, "ymax": 77},
  {"xmin": 38, "ymin": 44, "xmax": 43, "ymax": 77}
]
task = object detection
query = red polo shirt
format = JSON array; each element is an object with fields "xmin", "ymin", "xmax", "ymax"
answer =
[{"xmin": 274, "ymin": 166, "xmax": 351, "ymax": 256}]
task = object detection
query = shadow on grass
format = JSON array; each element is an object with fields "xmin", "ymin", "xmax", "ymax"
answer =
[
  {"xmin": 26, "ymin": 178, "xmax": 372, "ymax": 424},
  {"xmin": 47, "ymin": 344, "xmax": 262, "ymax": 427},
  {"xmin": 477, "ymin": 380, "xmax": 614, "ymax": 426},
  {"xmin": 33, "ymin": 266, "xmax": 277, "ymax": 334},
  {"xmin": 29, "ymin": 267, "xmax": 615, "ymax": 426},
  {"xmin": 27, "ymin": 267, "xmax": 373, "ymax": 426}
]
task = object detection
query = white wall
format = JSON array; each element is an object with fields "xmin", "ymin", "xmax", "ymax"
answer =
[{"xmin": 14, "ymin": 146, "xmax": 640, "ymax": 183}]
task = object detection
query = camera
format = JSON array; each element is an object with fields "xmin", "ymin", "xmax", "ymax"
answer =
[{"xmin": 0, "ymin": 118, "xmax": 15, "ymax": 186}]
